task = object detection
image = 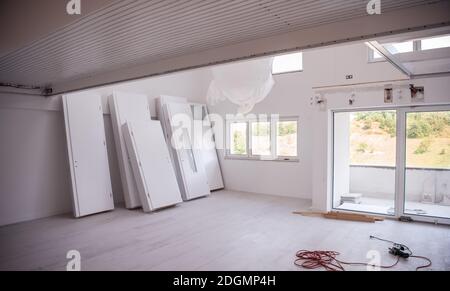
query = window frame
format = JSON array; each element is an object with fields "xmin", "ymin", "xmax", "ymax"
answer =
[
  {"xmin": 368, "ymin": 47, "xmax": 386, "ymax": 63},
  {"xmin": 249, "ymin": 119, "xmax": 273, "ymax": 159},
  {"xmin": 368, "ymin": 40, "xmax": 420, "ymax": 63},
  {"xmin": 420, "ymin": 34, "xmax": 450, "ymax": 51},
  {"xmin": 367, "ymin": 34, "xmax": 450, "ymax": 64},
  {"xmin": 226, "ymin": 119, "xmax": 250, "ymax": 158},
  {"xmin": 275, "ymin": 116, "xmax": 300, "ymax": 161},
  {"xmin": 272, "ymin": 52, "xmax": 304, "ymax": 75},
  {"xmin": 330, "ymin": 105, "xmax": 450, "ymax": 225},
  {"xmin": 225, "ymin": 115, "xmax": 299, "ymax": 162}
]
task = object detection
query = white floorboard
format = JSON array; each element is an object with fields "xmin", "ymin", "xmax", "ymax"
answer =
[{"xmin": 0, "ymin": 191, "xmax": 449, "ymax": 271}]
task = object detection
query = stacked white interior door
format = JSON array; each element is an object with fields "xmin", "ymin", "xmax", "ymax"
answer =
[
  {"xmin": 164, "ymin": 102, "xmax": 211, "ymax": 200},
  {"xmin": 63, "ymin": 93, "xmax": 114, "ymax": 218},
  {"xmin": 122, "ymin": 121, "xmax": 182, "ymax": 212},
  {"xmin": 190, "ymin": 103, "xmax": 224, "ymax": 190},
  {"xmin": 155, "ymin": 96, "xmax": 188, "ymax": 194},
  {"xmin": 156, "ymin": 95, "xmax": 187, "ymax": 145},
  {"xmin": 109, "ymin": 91, "xmax": 152, "ymax": 209}
]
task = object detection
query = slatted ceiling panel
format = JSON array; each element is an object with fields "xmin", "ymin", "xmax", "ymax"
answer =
[
  {"xmin": 0, "ymin": 0, "xmax": 432, "ymax": 83},
  {"xmin": 0, "ymin": 0, "xmax": 432, "ymax": 69},
  {"xmin": 0, "ymin": 0, "xmax": 441, "ymax": 87},
  {"xmin": 0, "ymin": 0, "xmax": 434, "ymax": 80}
]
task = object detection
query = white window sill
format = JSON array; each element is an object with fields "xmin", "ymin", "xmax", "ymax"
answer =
[
  {"xmin": 368, "ymin": 58, "xmax": 386, "ymax": 63},
  {"xmin": 272, "ymin": 69, "xmax": 303, "ymax": 76},
  {"xmin": 224, "ymin": 156, "xmax": 299, "ymax": 163}
]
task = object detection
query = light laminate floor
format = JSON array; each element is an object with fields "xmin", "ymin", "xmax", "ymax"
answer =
[{"xmin": 0, "ymin": 190, "xmax": 449, "ymax": 271}]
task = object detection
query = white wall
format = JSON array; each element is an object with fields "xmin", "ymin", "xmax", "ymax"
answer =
[
  {"xmin": 0, "ymin": 107, "xmax": 71, "ymax": 225},
  {"xmin": 0, "ymin": 70, "xmax": 210, "ymax": 226}
]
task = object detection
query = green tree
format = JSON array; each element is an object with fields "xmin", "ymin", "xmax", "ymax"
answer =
[
  {"xmin": 252, "ymin": 123, "xmax": 270, "ymax": 136},
  {"xmin": 233, "ymin": 132, "xmax": 246, "ymax": 155},
  {"xmin": 278, "ymin": 122, "xmax": 297, "ymax": 136}
]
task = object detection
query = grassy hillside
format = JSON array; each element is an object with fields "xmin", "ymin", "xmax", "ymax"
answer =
[{"xmin": 350, "ymin": 111, "xmax": 450, "ymax": 169}]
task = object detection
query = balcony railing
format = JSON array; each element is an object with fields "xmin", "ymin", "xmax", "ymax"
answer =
[{"xmin": 349, "ymin": 165, "xmax": 450, "ymax": 202}]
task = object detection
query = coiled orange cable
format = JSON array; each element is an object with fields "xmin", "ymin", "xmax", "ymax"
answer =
[{"xmin": 295, "ymin": 250, "xmax": 401, "ymax": 271}]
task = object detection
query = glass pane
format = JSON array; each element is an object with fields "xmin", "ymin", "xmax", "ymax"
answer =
[
  {"xmin": 277, "ymin": 121, "xmax": 298, "ymax": 157},
  {"xmin": 373, "ymin": 49, "xmax": 384, "ymax": 60},
  {"xmin": 333, "ymin": 111, "xmax": 397, "ymax": 215},
  {"xmin": 272, "ymin": 52, "xmax": 303, "ymax": 74},
  {"xmin": 229, "ymin": 122, "xmax": 247, "ymax": 155},
  {"xmin": 385, "ymin": 41, "xmax": 414, "ymax": 54},
  {"xmin": 405, "ymin": 111, "xmax": 450, "ymax": 219},
  {"xmin": 350, "ymin": 111, "xmax": 397, "ymax": 167},
  {"xmin": 251, "ymin": 122, "xmax": 271, "ymax": 156},
  {"xmin": 421, "ymin": 35, "xmax": 450, "ymax": 50}
]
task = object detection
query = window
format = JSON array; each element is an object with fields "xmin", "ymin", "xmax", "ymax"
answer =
[
  {"xmin": 369, "ymin": 48, "xmax": 385, "ymax": 62},
  {"xmin": 332, "ymin": 107, "xmax": 450, "ymax": 221},
  {"xmin": 349, "ymin": 111, "xmax": 397, "ymax": 167},
  {"xmin": 226, "ymin": 116, "xmax": 299, "ymax": 161},
  {"xmin": 277, "ymin": 120, "xmax": 298, "ymax": 157},
  {"xmin": 421, "ymin": 35, "xmax": 450, "ymax": 50},
  {"xmin": 373, "ymin": 50, "xmax": 383, "ymax": 59},
  {"xmin": 272, "ymin": 52, "xmax": 303, "ymax": 74},
  {"xmin": 368, "ymin": 41, "xmax": 414, "ymax": 62},
  {"xmin": 229, "ymin": 122, "xmax": 247, "ymax": 156},
  {"xmin": 368, "ymin": 34, "xmax": 450, "ymax": 62},
  {"xmin": 384, "ymin": 41, "xmax": 414, "ymax": 54},
  {"xmin": 341, "ymin": 110, "xmax": 450, "ymax": 168},
  {"xmin": 251, "ymin": 121, "xmax": 271, "ymax": 156}
]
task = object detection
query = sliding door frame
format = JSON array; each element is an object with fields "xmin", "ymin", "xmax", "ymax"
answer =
[
  {"xmin": 331, "ymin": 107, "xmax": 398, "ymax": 218},
  {"xmin": 331, "ymin": 104, "xmax": 450, "ymax": 225},
  {"xmin": 397, "ymin": 105, "xmax": 450, "ymax": 225}
]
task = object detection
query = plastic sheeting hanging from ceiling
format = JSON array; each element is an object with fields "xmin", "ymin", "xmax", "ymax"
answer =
[{"xmin": 207, "ymin": 57, "xmax": 275, "ymax": 114}]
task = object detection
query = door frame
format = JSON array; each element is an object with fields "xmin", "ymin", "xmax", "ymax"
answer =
[
  {"xmin": 397, "ymin": 105, "xmax": 450, "ymax": 225},
  {"xmin": 331, "ymin": 104, "xmax": 450, "ymax": 225}
]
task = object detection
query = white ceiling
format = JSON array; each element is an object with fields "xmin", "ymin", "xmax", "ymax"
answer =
[{"xmin": 0, "ymin": 0, "xmax": 446, "ymax": 88}]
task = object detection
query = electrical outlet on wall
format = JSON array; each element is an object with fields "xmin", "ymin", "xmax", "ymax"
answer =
[{"xmin": 345, "ymin": 74, "xmax": 354, "ymax": 80}]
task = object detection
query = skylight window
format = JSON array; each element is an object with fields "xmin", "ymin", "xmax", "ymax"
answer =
[
  {"xmin": 272, "ymin": 52, "xmax": 303, "ymax": 74},
  {"xmin": 385, "ymin": 41, "xmax": 414, "ymax": 54},
  {"xmin": 421, "ymin": 35, "xmax": 450, "ymax": 50},
  {"xmin": 373, "ymin": 50, "xmax": 384, "ymax": 60},
  {"xmin": 369, "ymin": 34, "xmax": 450, "ymax": 63}
]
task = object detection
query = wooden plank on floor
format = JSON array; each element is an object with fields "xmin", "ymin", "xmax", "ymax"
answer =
[
  {"xmin": 292, "ymin": 211, "xmax": 324, "ymax": 217},
  {"xmin": 330, "ymin": 212, "xmax": 385, "ymax": 222},
  {"xmin": 324, "ymin": 212, "xmax": 375, "ymax": 223},
  {"xmin": 293, "ymin": 210, "xmax": 384, "ymax": 222}
]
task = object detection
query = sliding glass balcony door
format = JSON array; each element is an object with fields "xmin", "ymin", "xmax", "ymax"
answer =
[
  {"xmin": 332, "ymin": 110, "xmax": 397, "ymax": 216},
  {"xmin": 332, "ymin": 106, "xmax": 450, "ymax": 224},
  {"xmin": 398, "ymin": 107, "xmax": 450, "ymax": 222}
]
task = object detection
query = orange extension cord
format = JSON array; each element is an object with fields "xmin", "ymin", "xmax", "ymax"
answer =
[{"xmin": 294, "ymin": 250, "xmax": 432, "ymax": 271}]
